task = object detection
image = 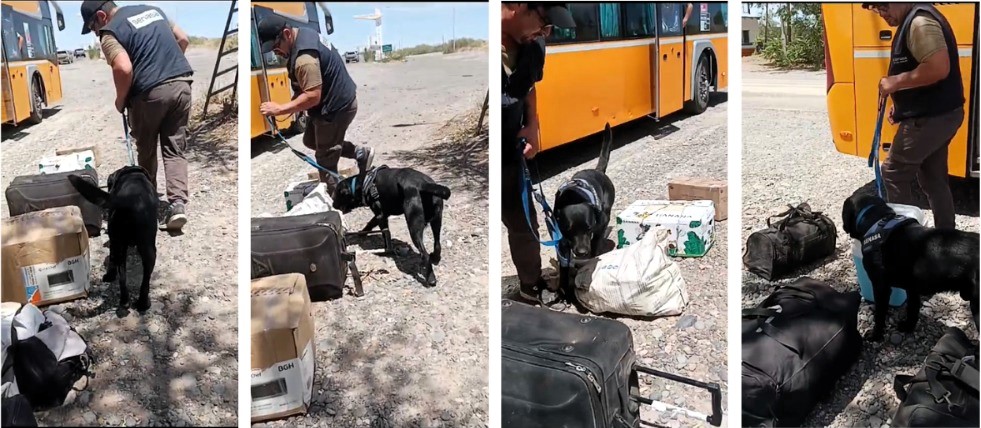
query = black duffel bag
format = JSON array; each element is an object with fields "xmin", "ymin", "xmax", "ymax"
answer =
[
  {"xmin": 743, "ymin": 203, "xmax": 836, "ymax": 281},
  {"xmin": 892, "ymin": 327, "xmax": 979, "ymax": 427},
  {"xmin": 251, "ymin": 211, "xmax": 363, "ymax": 300},
  {"xmin": 5, "ymin": 169, "xmax": 102, "ymax": 237},
  {"xmin": 742, "ymin": 277, "xmax": 862, "ymax": 427},
  {"xmin": 502, "ymin": 300, "xmax": 723, "ymax": 428}
]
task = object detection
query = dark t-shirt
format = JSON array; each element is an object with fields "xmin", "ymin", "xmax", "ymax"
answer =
[{"xmin": 502, "ymin": 37, "xmax": 545, "ymax": 162}]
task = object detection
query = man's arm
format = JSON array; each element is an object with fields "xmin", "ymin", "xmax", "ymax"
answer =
[
  {"xmin": 102, "ymin": 34, "xmax": 133, "ymax": 112},
  {"xmin": 171, "ymin": 23, "xmax": 189, "ymax": 54},
  {"xmin": 883, "ymin": 16, "xmax": 951, "ymax": 95},
  {"xmin": 264, "ymin": 53, "xmax": 322, "ymax": 115},
  {"xmin": 683, "ymin": 3, "xmax": 693, "ymax": 27}
]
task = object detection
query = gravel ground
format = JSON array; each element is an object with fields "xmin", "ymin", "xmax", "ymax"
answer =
[
  {"xmin": 500, "ymin": 92, "xmax": 729, "ymax": 427},
  {"xmin": 1, "ymin": 48, "xmax": 238, "ymax": 426},
  {"xmin": 742, "ymin": 56, "xmax": 979, "ymax": 428},
  {"xmin": 251, "ymin": 51, "xmax": 488, "ymax": 427}
]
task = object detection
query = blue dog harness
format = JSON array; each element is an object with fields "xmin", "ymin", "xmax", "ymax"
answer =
[
  {"xmin": 861, "ymin": 214, "xmax": 917, "ymax": 270},
  {"xmin": 555, "ymin": 178, "xmax": 601, "ymax": 207},
  {"xmin": 353, "ymin": 165, "xmax": 387, "ymax": 206}
]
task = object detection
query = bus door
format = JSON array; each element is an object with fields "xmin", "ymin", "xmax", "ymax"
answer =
[
  {"xmin": 969, "ymin": 4, "xmax": 979, "ymax": 177},
  {"xmin": 656, "ymin": 3, "xmax": 685, "ymax": 117}
]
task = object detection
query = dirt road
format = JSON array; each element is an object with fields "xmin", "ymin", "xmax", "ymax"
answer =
[
  {"xmin": 500, "ymin": 93, "xmax": 730, "ymax": 427},
  {"xmin": 1, "ymin": 47, "xmax": 238, "ymax": 426},
  {"xmin": 250, "ymin": 51, "xmax": 488, "ymax": 427},
  {"xmin": 742, "ymin": 55, "xmax": 979, "ymax": 427}
]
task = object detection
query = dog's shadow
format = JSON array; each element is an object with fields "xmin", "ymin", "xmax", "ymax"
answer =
[
  {"xmin": 347, "ymin": 232, "xmax": 434, "ymax": 288},
  {"xmin": 73, "ymin": 243, "xmax": 151, "ymax": 319}
]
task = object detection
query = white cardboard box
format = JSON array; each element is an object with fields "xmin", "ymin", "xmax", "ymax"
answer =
[
  {"xmin": 38, "ymin": 150, "xmax": 97, "ymax": 175},
  {"xmin": 614, "ymin": 200, "xmax": 715, "ymax": 257},
  {"xmin": 283, "ymin": 180, "xmax": 319, "ymax": 212}
]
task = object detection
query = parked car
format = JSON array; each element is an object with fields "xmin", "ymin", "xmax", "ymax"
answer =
[
  {"xmin": 344, "ymin": 51, "xmax": 359, "ymax": 63},
  {"xmin": 74, "ymin": 48, "xmax": 85, "ymax": 58},
  {"xmin": 56, "ymin": 50, "xmax": 74, "ymax": 64}
]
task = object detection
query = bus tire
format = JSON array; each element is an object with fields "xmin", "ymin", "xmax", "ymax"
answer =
[
  {"xmin": 27, "ymin": 76, "xmax": 44, "ymax": 125},
  {"xmin": 685, "ymin": 55, "xmax": 711, "ymax": 115},
  {"xmin": 288, "ymin": 111, "xmax": 308, "ymax": 135}
]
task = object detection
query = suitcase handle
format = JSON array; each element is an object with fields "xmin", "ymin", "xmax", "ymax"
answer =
[{"xmin": 632, "ymin": 364, "xmax": 723, "ymax": 426}]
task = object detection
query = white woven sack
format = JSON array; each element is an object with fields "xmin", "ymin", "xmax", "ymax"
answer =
[{"xmin": 574, "ymin": 228, "xmax": 689, "ymax": 317}]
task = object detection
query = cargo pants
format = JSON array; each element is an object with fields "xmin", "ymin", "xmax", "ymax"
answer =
[
  {"xmin": 882, "ymin": 107, "xmax": 964, "ymax": 230},
  {"xmin": 303, "ymin": 98, "xmax": 359, "ymax": 193},
  {"xmin": 129, "ymin": 80, "xmax": 192, "ymax": 204},
  {"xmin": 502, "ymin": 159, "xmax": 544, "ymax": 288}
]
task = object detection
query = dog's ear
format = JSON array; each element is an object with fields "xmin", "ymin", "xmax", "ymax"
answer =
[
  {"xmin": 591, "ymin": 205, "xmax": 606, "ymax": 228},
  {"xmin": 68, "ymin": 174, "xmax": 111, "ymax": 208},
  {"xmin": 841, "ymin": 198, "xmax": 855, "ymax": 236}
]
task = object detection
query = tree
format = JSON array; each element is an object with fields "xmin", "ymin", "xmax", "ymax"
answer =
[{"xmin": 756, "ymin": 3, "xmax": 825, "ymax": 69}]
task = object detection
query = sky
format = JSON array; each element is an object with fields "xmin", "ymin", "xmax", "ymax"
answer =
[{"xmin": 51, "ymin": 1, "xmax": 489, "ymax": 53}]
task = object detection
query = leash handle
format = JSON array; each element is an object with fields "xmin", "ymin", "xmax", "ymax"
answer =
[
  {"xmin": 122, "ymin": 113, "xmax": 135, "ymax": 166},
  {"xmin": 870, "ymin": 96, "xmax": 887, "ymax": 199}
]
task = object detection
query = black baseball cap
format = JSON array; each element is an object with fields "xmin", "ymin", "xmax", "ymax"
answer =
[
  {"xmin": 256, "ymin": 14, "xmax": 289, "ymax": 53},
  {"xmin": 80, "ymin": 0, "xmax": 112, "ymax": 35},
  {"xmin": 527, "ymin": 3, "xmax": 576, "ymax": 29}
]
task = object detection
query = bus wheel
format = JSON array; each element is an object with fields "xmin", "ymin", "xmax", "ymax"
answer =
[
  {"xmin": 685, "ymin": 56, "xmax": 710, "ymax": 114},
  {"xmin": 288, "ymin": 111, "xmax": 308, "ymax": 135},
  {"xmin": 28, "ymin": 77, "xmax": 44, "ymax": 125}
]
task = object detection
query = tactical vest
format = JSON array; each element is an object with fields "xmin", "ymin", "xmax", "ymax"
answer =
[
  {"xmin": 101, "ymin": 5, "xmax": 193, "ymax": 97},
  {"xmin": 287, "ymin": 27, "xmax": 357, "ymax": 121},
  {"xmin": 861, "ymin": 215, "xmax": 918, "ymax": 271},
  {"xmin": 888, "ymin": 5, "xmax": 964, "ymax": 121},
  {"xmin": 502, "ymin": 37, "xmax": 545, "ymax": 163}
]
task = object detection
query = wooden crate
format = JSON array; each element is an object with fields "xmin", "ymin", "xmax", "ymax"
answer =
[{"xmin": 668, "ymin": 178, "xmax": 728, "ymax": 221}]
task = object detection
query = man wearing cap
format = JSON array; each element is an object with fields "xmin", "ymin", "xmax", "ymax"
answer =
[
  {"xmin": 865, "ymin": 3, "xmax": 965, "ymax": 230},
  {"xmin": 255, "ymin": 14, "xmax": 374, "ymax": 192},
  {"xmin": 501, "ymin": 3, "xmax": 575, "ymax": 304},
  {"xmin": 81, "ymin": 0, "xmax": 193, "ymax": 231}
]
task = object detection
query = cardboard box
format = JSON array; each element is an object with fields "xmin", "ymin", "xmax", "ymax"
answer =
[
  {"xmin": 251, "ymin": 273, "xmax": 316, "ymax": 423},
  {"xmin": 38, "ymin": 150, "xmax": 97, "ymax": 175},
  {"xmin": 668, "ymin": 178, "xmax": 728, "ymax": 221},
  {"xmin": 306, "ymin": 166, "xmax": 357, "ymax": 181},
  {"xmin": 1, "ymin": 206, "xmax": 90, "ymax": 306},
  {"xmin": 615, "ymin": 200, "xmax": 715, "ymax": 257},
  {"xmin": 56, "ymin": 146, "xmax": 102, "ymax": 167},
  {"xmin": 283, "ymin": 180, "xmax": 319, "ymax": 212}
]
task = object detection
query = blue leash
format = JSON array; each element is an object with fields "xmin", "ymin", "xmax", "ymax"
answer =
[
  {"xmin": 868, "ymin": 98, "xmax": 887, "ymax": 199},
  {"xmin": 266, "ymin": 116, "xmax": 343, "ymax": 180},
  {"xmin": 516, "ymin": 138, "xmax": 568, "ymax": 266}
]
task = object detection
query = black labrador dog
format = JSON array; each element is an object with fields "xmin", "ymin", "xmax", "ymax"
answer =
[
  {"xmin": 332, "ymin": 166, "xmax": 451, "ymax": 287},
  {"xmin": 553, "ymin": 123, "xmax": 615, "ymax": 292},
  {"xmin": 842, "ymin": 193, "xmax": 979, "ymax": 341},
  {"xmin": 69, "ymin": 166, "xmax": 158, "ymax": 317}
]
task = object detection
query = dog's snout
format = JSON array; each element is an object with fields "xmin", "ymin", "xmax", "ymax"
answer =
[{"xmin": 574, "ymin": 247, "xmax": 590, "ymax": 258}]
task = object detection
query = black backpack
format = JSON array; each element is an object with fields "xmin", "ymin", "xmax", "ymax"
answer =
[
  {"xmin": 892, "ymin": 327, "xmax": 979, "ymax": 427},
  {"xmin": 743, "ymin": 203, "xmax": 837, "ymax": 281},
  {"xmin": 7, "ymin": 305, "xmax": 94, "ymax": 410},
  {"xmin": 742, "ymin": 278, "xmax": 862, "ymax": 427},
  {"xmin": 1, "ymin": 394, "xmax": 38, "ymax": 427}
]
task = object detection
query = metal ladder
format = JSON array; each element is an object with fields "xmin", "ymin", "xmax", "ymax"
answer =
[{"xmin": 201, "ymin": 0, "xmax": 238, "ymax": 119}]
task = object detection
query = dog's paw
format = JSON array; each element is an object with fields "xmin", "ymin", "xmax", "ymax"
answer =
[
  {"xmin": 425, "ymin": 271, "xmax": 437, "ymax": 288},
  {"xmin": 898, "ymin": 318, "xmax": 917, "ymax": 333},
  {"xmin": 429, "ymin": 251, "xmax": 441, "ymax": 265},
  {"xmin": 134, "ymin": 299, "xmax": 151, "ymax": 313},
  {"xmin": 115, "ymin": 307, "xmax": 130, "ymax": 318},
  {"xmin": 864, "ymin": 329, "xmax": 886, "ymax": 342}
]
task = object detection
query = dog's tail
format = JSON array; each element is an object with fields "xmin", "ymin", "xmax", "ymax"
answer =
[
  {"xmin": 68, "ymin": 174, "xmax": 111, "ymax": 208},
  {"xmin": 421, "ymin": 183, "xmax": 451, "ymax": 200},
  {"xmin": 596, "ymin": 122, "xmax": 613, "ymax": 174}
]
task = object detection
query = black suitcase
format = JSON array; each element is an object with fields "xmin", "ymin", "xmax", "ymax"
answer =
[
  {"xmin": 741, "ymin": 277, "xmax": 862, "ymax": 427},
  {"xmin": 743, "ymin": 203, "xmax": 836, "ymax": 281},
  {"xmin": 892, "ymin": 327, "xmax": 979, "ymax": 427},
  {"xmin": 251, "ymin": 211, "xmax": 363, "ymax": 300},
  {"xmin": 502, "ymin": 300, "xmax": 723, "ymax": 428},
  {"xmin": 5, "ymin": 170, "xmax": 102, "ymax": 237}
]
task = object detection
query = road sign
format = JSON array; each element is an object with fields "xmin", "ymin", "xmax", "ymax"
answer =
[{"xmin": 382, "ymin": 44, "xmax": 392, "ymax": 53}]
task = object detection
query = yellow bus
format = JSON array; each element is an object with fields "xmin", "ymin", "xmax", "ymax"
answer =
[
  {"xmin": 537, "ymin": 2, "xmax": 729, "ymax": 152},
  {"xmin": 823, "ymin": 3, "xmax": 979, "ymax": 178},
  {"xmin": 250, "ymin": 2, "xmax": 334, "ymax": 139},
  {"xmin": 1, "ymin": 0, "xmax": 65, "ymax": 126}
]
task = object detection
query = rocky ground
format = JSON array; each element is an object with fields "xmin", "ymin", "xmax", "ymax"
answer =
[
  {"xmin": 742, "ymin": 55, "xmax": 979, "ymax": 428},
  {"xmin": 1, "ymin": 48, "xmax": 238, "ymax": 426},
  {"xmin": 250, "ymin": 51, "xmax": 489, "ymax": 427},
  {"xmin": 500, "ymin": 92, "xmax": 730, "ymax": 427}
]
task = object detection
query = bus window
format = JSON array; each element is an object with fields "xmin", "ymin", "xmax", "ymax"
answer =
[
  {"xmin": 659, "ymin": 3, "xmax": 685, "ymax": 36},
  {"xmin": 710, "ymin": 3, "xmax": 727, "ymax": 32},
  {"xmin": 549, "ymin": 3, "xmax": 599, "ymax": 44},
  {"xmin": 599, "ymin": 3, "xmax": 620, "ymax": 40},
  {"xmin": 622, "ymin": 3, "xmax": 656, "ymax": 38},
  {"xmin": 2, "ymin": 10, "xmax": 20, "ymax": 61}
]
